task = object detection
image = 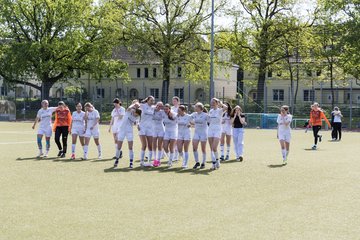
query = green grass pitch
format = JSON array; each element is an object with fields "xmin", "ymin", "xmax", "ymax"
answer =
[{"xmin": 0, "ymin": 122, "xmax": 359, "ymax": 240}]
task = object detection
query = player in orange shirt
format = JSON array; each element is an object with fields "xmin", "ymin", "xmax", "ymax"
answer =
[
  {"xmin": 309, "ymin": 103, "xmax": 331, "ymax": 150},
  {"xmin": 53, "ymin": 101, "xmax": 72, "ymax": 158}
]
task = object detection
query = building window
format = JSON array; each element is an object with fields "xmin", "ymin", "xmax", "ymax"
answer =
[
  {"xmin": 177, "ymin": 67, "xmax": 182, "ymax": 78},
  {"xmin": 273, "ymin": 89, "xmax": 284, "ymax": 101},
  {"xmin": 115, "ymin": 88, "xmax": 124, "ymax": 98},
  {"xmin": 137, "ymin": 68, "xmax": 141, "ymax": 78},
  {"xmin": 97, "ymin": 88, "xmax": 105, "ymax": 98},
  {"xmin": 303, "ymin": 90, "xmax": 314, "ymax": 102},
  {"xmin": 174, "ymin": 88, "xmax": 184, "ymax": 101},
  {"xmin": 129, "ymin": 88, "xmax": 139, "ymax": 99},
  {"xmin": 150, "ymin": 88, "xmax": 159, "ymax": 99},
  {"xmin": 268, "ymin": 70, "xmax": 273, "ymax": 78},
  {"xmin": 1, "ymin": 85, "xmax": 7, "ymax": 96},
  {"xmin": 153, "ymin": 68, "xmax": 157, "ymax": 78},
  {"xmin": 144, "ymin": 68, "xmax": 149, "ymax": 78}
]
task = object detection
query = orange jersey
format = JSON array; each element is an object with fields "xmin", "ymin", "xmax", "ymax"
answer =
[
  {"xmin": 53, "ymin": 108, "xmax": 72, "ymax": 131},
  {"xmin": 309, "ymin": 110, "xmax": 331, "ymax": 127}
]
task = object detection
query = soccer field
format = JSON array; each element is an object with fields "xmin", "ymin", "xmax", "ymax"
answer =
[{"xmin": 0, "ymin": 122, "xmax": 359, "ymax": 240}]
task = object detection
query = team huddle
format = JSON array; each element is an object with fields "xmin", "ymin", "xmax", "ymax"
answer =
[{"xmin": 32, "ymin": 96, "xmax": 340, "ymax": 169}]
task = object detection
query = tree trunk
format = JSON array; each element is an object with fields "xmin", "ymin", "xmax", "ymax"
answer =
[
  {"xmin": 294, "ymin": 65, "xmax": 300, "ymax": 105},
  {"xmin": 41, "ymin": 79, "xmax": 56, "ymax": 100},
  {"xmin": 161, "ymin": 57, "xmax": 171, "ymax": 103},
  {"xmin": 256, "ymin": 58, "xmax": 267, "ymax": 112}
]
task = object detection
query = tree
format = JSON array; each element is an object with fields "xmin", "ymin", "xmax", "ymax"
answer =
[
  {"xmin": 115, "ymin": 0, "xmax": 223, "ymax": 103},
  {"xmin": 0, "ymin": 0, "xmax": 128, "ymax": 99},
  {"xmin": 233, "ymin": 0, "xmax": 300, "ymax": 111}
]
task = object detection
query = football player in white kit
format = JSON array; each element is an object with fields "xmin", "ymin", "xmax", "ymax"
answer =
[
  {"xmin": 177, "ymin": 105, "xmax": 192, "ymax": 168},
  {"xmin": 208, "ymin": 98, "xmax": 227, "ymax": 170},
  {"xmin": 108, "ymin": 98, "xmax": 125, "ymax": 159},
  {"xmin": 191, "ymin": 102, "xmax": 209, "ymax": 169},
  {"xmin": 70, "ymin": 103, "xmax": 86, "ymax": 160},
  {"xmin": 114, "ymin": 101, "xmax": 141, "ymax": 168},
  {"xmin": 162, "ymin": 104, "xmax": 178, "ymax": 166},
  {"xmin": 171, "ymin": 96, "xmax": 180, "ymax": 161},
  {"xmin": 220, "ymin": 102, "xmax": 232, "ymax": 161},
  {"xmin": 83, "ymin": 102, "xmax": 102, "ymax": 160},
  {"xmin": 152, "ymin": 101, "xmax": 165, "ymax": 167},
  {"xmin": 138, "ymin": 96, "xmax": 155, "ymax": 166},
  {"xmin": 277, "ymin": 105, "xmax": 292, "ymax": 165},
  {"xmin": 32, "ymin": 100, "xmax": 57, "ymax": 157}
]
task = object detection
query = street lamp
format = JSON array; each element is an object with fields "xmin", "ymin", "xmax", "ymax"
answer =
[{"xmin": 209, "ymin": 0, "xmax": 215, "ymax": 102}]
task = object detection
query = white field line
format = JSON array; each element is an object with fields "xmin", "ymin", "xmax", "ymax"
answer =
[{"xmin": 0, "ymin": 141, "xmax": 35, "ymax": 145}]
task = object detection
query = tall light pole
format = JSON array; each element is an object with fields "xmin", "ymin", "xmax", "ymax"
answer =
[{"xmin": 209, "ymin": 0, "xmax": 215, "ymax": 102}]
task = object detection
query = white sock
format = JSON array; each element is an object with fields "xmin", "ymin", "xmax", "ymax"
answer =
[
  {"xmin": 97, "ymin": 145, "xmax": 102, "ymax": 156},
  {"xmin": 220, "ymin": 144, "xmax": 224, "ymax": 156},
  {"xmin": 157, "ymin": 150, "xmax": 162, "ymax": 160},
  {"xmin": 202, "ymin": 153, "xmax": 207, "ymax": 164},
  {"xmin": 194, "ymin": 151, "xmax": 199, "ymax": 163},
  {"xmin": 226, "ymin": 145, "xmax": 230, "ymax": 156},
  {"xmin": 153, "ymin": 150, "xmax": 157, "ymax": 160},
  {"xmin": 211, "ymin": 151, "xmax": 215, "ymax": 162},
  {"xmin": 183, "ymin": 152, "xmax": 189, "ymax": 167},
  {"xmin": 169, "ymin": 153, "xmax": 174, "ymax": 162},
  {"xmin": 282, "ymin": 149, "xmax": 286, "ymax": 160},
  {"xmin": 129, "ymin": 150, "xmax": 134, "ymax": 161},
  {"xmin": 116, "ymin": 147, "xmax": 121, "ymax": 159},
  {"xmin": 72, "ymin": 144, "xmax": 76, "ymax": 154},
  {"xmin": 140, "ymin": 150, "xmax": 145, "ymax": 162},
  {"xmin": 214, "ymin": 151, "xmax": 219, "ymax": 161},
  {"xmin": 84, "ymin": 145, "xmax": 88, "ymax": 157},
  {"xmin": 286, "ymin": 150, "xmax": 289, "ymax": 157},
  {"xmin": 179, "ymin": 151, "xmax": 183, "ymax": 159},
  {"xmin": 174, "ymin": 149, "xmax": 179, "ymax": 159},
  {"xmin": 149, "ymin": 151, "xmax": 153, "ymax": 161}
]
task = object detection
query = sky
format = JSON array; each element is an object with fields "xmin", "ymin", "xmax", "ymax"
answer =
[{"xmin": 215, "ymin": 0, "xmax": 318, "ymax": 28}]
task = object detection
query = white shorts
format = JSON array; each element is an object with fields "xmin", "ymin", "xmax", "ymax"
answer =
[
  {"xmin": 164, "ymin": 130, "xmax": 177, "ymax": 141},
  {"xmin": 139, "ymin": 125, "xmax": 153, "ymax": 136},
  {"xmin": 85, "ymin": 128, "xmax": 100, "ymax": 139},
  {"xmin": 38, "ymin": 127, "xmax": 52, "ymax": 137},
  {"xmin": 222, "ymin": 125, "xmax": 232, "ymax": 136},
  {"xmin": 208, "ymin": 127, "xmax": 222, "ymax": 139},
  {"xmin": 71, "ymin": 127, "xmax": 85, "ymax": 137},
  {"xmin": 112, "ymin": 125, "xmax": 119, "ymax": 134},
  {"xmin": 193, "ymin": 129, "xmax": 208, "ymax": 142},
  {"xmin": 153, "ymin": 128, "xmax": 165, "ymax": 138},
  {"xmin": 178, "ymin": 130, "xmax": 191, "ymax": 141},
  {"xmin": 278, "ymin": 131, "xmax": 291, "ymax": 142},
  {"xmin": 118, "ymin": 129, "xmax": 134, "ymax": 142}
]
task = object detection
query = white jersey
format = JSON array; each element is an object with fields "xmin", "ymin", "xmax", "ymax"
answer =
[
  {"xmin": 191, "ymin": 112, "xmax": 209, "ymax": 131},
  {"xmin": 177, "ymin": 114, "xmax": 192, "ymax": 132},
  {"xmin": 121, "ymin": 110, "xmax": 139, "ymax": 129},
  {"xmin": 111, "ymin": 107, "xmax": 126, "ymax": 127},
  {"xmin": 86, "ymin": 109, "xmax": 100, "ymax": 130},
  {"xmin": 140, "ymin": 103, "xmax": 154, "ymax": 127},
  {"xmin": 222, "ymin": 112, "xmax": 231, "ymax": 128},
  {"xmin": 277, "ymin": 114, "xmax": 292, "ymax": 132},
  {"xmin": 37, "ymin": 107, "xmax": 57, "ymax": 129},
  {"xmin": 208, "ymin": 108, "xmax": 223, "ymax": 127},
  {"xmin": 153, "ymin": 110, "xmax": 165, "ymax": 132},
  {"xmin": 171, "ymin": 106, "xmax": 179, "ymax": 114},
  {"xmin": 71, "ymin": 111, "xmax": 85, "ymax": 129},
  {"xmin": 163, "ymin": 111, "xmax": 178, "ymax": 132}
]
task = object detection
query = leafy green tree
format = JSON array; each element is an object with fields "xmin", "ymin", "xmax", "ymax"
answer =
[
  {"xmin": 0, "ymin": 0, "xmax": 128, "ymax": 99},
  {"xmin": 115, "ymin": 0, "xmax": 224, "ymax": 103}
]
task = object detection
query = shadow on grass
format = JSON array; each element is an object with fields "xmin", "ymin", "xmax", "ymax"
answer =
[
  {"xmin": 304, "ymin": 148, "xmax": 321, "ymax": 151},
  {"xmin": 16, "ymin": 157, "xmax": 58, "ymax": 161},
  {"xmin": 268, "ymin": 164, "xmax": 286, "ymax": 168},
  {"xmin": 91, "ymin": 158, "xmax": 114, "ymax": 162},
  {"xmin": 53, "ymin": 158, "xmax": 89, "ymax": 163}
]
